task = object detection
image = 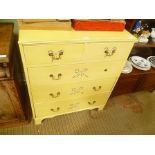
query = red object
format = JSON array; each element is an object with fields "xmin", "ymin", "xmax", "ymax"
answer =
[{"xmin": 72, "ymin": 20, "xmax": 125, "ymax": 31}]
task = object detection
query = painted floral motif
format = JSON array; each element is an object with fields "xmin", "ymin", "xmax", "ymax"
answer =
[
  {"xmin": 72, "ymin": 68, "xmax": 88, "ymax": 78},
  {"xmin": 68, "ymin": 102, "xmax": 80, "ymax": 109},
  {"xmin": 70, "ymin": 87, "xmax": 84, "ymax": 95}
]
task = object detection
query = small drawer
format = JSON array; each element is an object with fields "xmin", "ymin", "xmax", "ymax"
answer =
[
  {"xmin": 28, "ymin": 61, "xmax": 123, "ymax": 85},
  {"xmin": 85, "ymin": 42, "xmax": 134, "ymax": 61},
  {"xmin": 34, "ymin": 92, "xmax": 110, "ymax": 118},
  {"xmin": 23, "ymin": 43, "xmax": 84, "ymax": 66},
  {"xmin": 31, "ymin": 78, "xmax": 117, "ymax": 103}
]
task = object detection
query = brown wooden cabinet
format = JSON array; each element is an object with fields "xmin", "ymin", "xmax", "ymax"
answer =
[
  {"xmin": 136, "ymin": 69, "xmax": 155, "ymax": 91},
  {"xmin": 111, "ymin": 42, "xmax": 155, "ymax": 97},
  {"xmin": 0, "ymin": 23, "xmax": 29, "ymax": 128},
  {"xmin": 0, "ymin": 80, "xmax": 25, "ymax": 126},
  {"xmin": 111, "ymin": 19, "xmax": 155, "ymax": 96},
  {"xmin": 0, "ymin": 23, "xmax": 14, "ymax": 80},
  {"xmin": 111, "ymin": 67, "xmax": 155, "ymax": 96}
]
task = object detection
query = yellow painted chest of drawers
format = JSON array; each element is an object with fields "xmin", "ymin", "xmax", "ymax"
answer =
[{"xmin": 18, "ymin": 30, "xmax": 136, "ymax": 124}]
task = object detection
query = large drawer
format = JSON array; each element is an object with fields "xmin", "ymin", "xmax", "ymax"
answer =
[
  {"xmin": 28, "ymin": 61, "xmax": 123, "ymax": 85},
  {"xmin": 33, "ymin": 92, "xmax": 110, "ymax": 118},
  {"xmin": 23, "ymin": 42, "xmax": 132, "ymax": 66},
  {"xmin": 30, "ymin": 78, "xmax": 117, "ymax": 103}
]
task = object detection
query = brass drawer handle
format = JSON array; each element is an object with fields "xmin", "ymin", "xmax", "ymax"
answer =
[
  {"xmin": 48, "ymin": 50, "xmax": 64, "ymax": 61},
  {"xmin": 104, "ymin": 47, "xmax": 116, "ymax": 56},
  {"xmin": 49, "ymin": 73, "xmax": 62, "ymax": 80},
  {"xmin": 50, "ymin": 107, "xmax": 60, "ymax": 112},
  {"xmin": 111, "ymin": 47, "xmax": 117, "ymax": 54},
  {"xmin": 104, "ymin": 47, "xmax": 109, "ymax": 56},
  {"xmin": 88, "ymin": 101, "xmax": 96, "ymax": 105},
  {"xmin": 93, "ymin": 86, "xmax": 102, "ymax": 91},
  {"xmin": 49, "ymin": 92, "xmax": 60, "ymax": 98}
]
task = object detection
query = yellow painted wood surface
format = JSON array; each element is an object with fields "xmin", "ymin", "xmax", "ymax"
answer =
[
  {"xmin": 33, "ymin": 92, "xmax": 110, "ymax": 118},
  {"xmin": 18, "ymin": 29, "xmax": 136, "ymax": 124},
  {"xmin": 30, "ymin": 78, "xmax": 117, "ymax": 104},
  {"xmin": 23, "ymin": 42, "xmax": 134, "ymax": 66},
  {"xmin": 19, "ymin": 30, "xmax": 137, "ymax": 44},
  {"xmin": 27, "ymin": 61, "xmax": 124, "ymax": 85}
]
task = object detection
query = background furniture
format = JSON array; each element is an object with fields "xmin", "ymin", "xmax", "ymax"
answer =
[
  {"xmin": 0, "ymin": 23, "xmax": 13, "ymax": 80},
  {"xmin": 111, "ymin": 20, "xmax": 155, "ymax": 96},
  {"xmin": 18, "ymin": 28, "xmax": 136, "ymax": 124},
  {"xmin": 0, "ymin": 80, "xmax": 25, "ymax": 127},
  {"xmin": 0, "ymin": 23, "xmax": 28, "ymax": 127}
]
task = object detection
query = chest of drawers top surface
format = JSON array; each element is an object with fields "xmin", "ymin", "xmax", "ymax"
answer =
[{"xmin": 18, "ymin": 30, "xmax": 136, "ymax": 44}]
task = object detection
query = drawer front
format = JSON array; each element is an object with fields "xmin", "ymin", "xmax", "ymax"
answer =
[
  {"xmin": 85, "ymin": 42, "xmax": 133, "ymax": 61},
  {"xmin": 34, "ymin": 92, "xmax": 110, "ymax": 118},
  {"xmin": 31, "ymin": 78, "xmax": 117, "ymax": 103},
  {"xmin": 23, "ymin": 43, "xmax": 84, "ymax": 66},
  {"xmin": 28, "ymin": 61, "xmax": 123, "ymax": 85},
  {"xmin": 23, "ymin": 42, "xmax": 133, "ymax": 66}
]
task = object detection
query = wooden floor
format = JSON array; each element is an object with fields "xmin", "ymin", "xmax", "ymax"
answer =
[{"xmin": 0, "ymin": 91, "xmax": 155, "ymax": 135}]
